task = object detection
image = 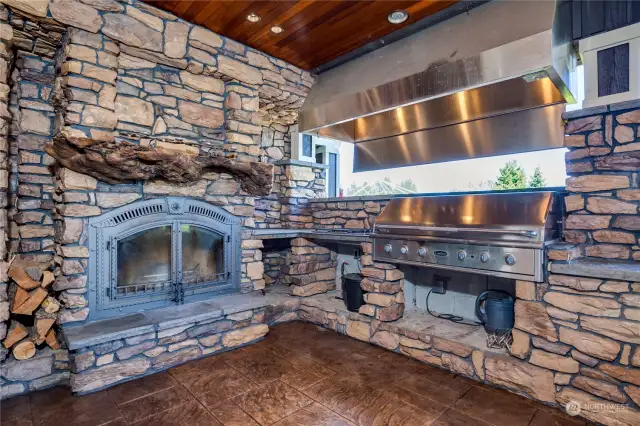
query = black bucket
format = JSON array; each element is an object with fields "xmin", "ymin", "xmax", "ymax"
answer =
[{"xmin": 343, "ymin": 273, "xmax": 364, "ymax": 312}]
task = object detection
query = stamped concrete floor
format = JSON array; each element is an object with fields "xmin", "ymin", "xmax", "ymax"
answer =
[{"xmin": 2, "ymin": 321, "xmax": 589, "ymax": 426}]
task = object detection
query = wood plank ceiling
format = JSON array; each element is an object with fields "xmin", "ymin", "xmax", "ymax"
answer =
[{"xmin": 144, "ymin": 1, "xmax": 457, "ymax": 71}]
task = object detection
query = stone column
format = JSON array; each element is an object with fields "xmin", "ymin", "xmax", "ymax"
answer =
[
  {"xmin": 6, "ymin": 11, "xmax": 65, "ymax": 255},
  {"xmin": 273, "ymin": 160, "xmax": 327, "ymax": 229},
  {"xmin": 357, "ymin": 242, "xmax": 405, "ymax": 321},
  {"xmin": 283, "ymin": 237, "xmax": 336, "ymax": 296},
  {"xmin": 241, "ymin": 238, "xmax": 265, "ymax": 292},
  {"xmin": 563, "ymin": 107, "xmax": 640, "ymax": 258},
  {"xmin": 0, "ymin": 3, "xmax": 13, "ymax": 357}
]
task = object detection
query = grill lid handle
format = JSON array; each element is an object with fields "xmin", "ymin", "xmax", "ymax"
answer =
[{"xmin": 375, "ymin": 225, "xmax": 538, "ymax": 238}]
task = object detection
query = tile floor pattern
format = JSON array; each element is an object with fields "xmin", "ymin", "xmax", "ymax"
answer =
[{"xmin": 2, "ymin": 321, "xmax": 591, "ymax": 426}]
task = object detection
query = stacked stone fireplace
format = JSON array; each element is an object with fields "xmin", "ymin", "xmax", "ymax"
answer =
[{"xmin": 0, "ymin": 0, "xmax": 317, "ymax": 398}]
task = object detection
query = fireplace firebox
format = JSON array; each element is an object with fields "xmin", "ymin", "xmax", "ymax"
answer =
[{"xmin": 87, "ymin": 197, "xmax": 242, "ymax": 321}]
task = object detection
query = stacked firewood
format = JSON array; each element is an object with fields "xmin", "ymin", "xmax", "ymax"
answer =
[{"xmin": 2, "ymin": 258, "xmax": 59, "ymax": 360}]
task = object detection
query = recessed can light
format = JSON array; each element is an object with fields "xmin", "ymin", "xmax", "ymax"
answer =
[
  {"xmin": 247, "ymin": 12, "xmax": 260, "ymax": 23},
  {"xmin": 271, "ymin": 25, "xmax": 283, "ymax": 34},
  {"xmin": 388, "ymin": 10, "xmax": 409, "ymax": 24}
]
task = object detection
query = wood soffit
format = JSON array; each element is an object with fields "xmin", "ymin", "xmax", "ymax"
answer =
[{"xmin": 143, "ymin": 0, "xmax": 458, "ymax": 71}]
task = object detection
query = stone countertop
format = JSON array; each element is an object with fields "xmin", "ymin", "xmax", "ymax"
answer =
[
  {"xmin": 250, "ymin": 228, "xmax": 372, "ymax": 244},
  {"xmin": 550, "ymin": 258, "xmax": 640, "ymax": 282}
]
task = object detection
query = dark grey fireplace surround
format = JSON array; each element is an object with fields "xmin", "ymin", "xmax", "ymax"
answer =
[{"xmin": 87, "ymin": 197, "xmax": 242, "ymax": 321}]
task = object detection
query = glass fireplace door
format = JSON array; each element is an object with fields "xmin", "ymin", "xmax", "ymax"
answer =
[
  {"xmin": 90, "ymin": 197, "xmax": 241, "ymax": 321},
  {"xmin": 110, "ymin": 222, "xmax": 230, "ymax": 307},
  {"xmin": 180, "ymin": 224, "xmax": 228, "ymax": 295},
  {"xmin": 116, "ymin": 225, "xmax": 174, "ymax": 298}
]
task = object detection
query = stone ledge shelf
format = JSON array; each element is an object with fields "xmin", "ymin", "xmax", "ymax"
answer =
[
  {"xmin": 249, "ymin": 228, "xmax": 371, "ymax": 244},
  {"xmin": 550, "ymin": 258, "xmax": 640, "ymax": 282},
  {"xmin": 300, "ymin": 291, "xmax": 506, "ymax": 356},
  {"xmin": 63, "ymin": 292, "xmax": 272, "ymax": 350}
]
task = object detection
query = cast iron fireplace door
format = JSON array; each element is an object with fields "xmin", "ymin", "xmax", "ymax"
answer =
[{"xmin": 87, "ymin": 197, "xmax": 241, "ymax": 321}]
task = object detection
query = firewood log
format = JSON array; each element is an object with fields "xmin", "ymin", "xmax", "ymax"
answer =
[
  {"xmin": 8, "ymin": 266, "xmax": 40, "ymax": 290},
  {"xmin": 33, "ymin": 309, "xmax": 57, "ymax": 345},
  {"xmin": 13, "ymin": 340, "xmax": 36, "ymax": 360},
  {"xmin": 3, "ymin": 321, "xmax": 28, "ymax": 348},
  {"xmin": 9, "ymin": 284, "xmax": 29, "ymax": 313},
  {"xmin": 41, "ymin": 296, "xmax": 61, "ymax": 314},
  {"xmin": 12, "ymin": 287, "xmax": 48, "ymax": 315},
  {"xmin": 45, "ymin": 329, "xmax": 59, "ymax": 350},
  {"xmin": 41, "ymin": 271, "xmax": 55, "ymax": 289}
]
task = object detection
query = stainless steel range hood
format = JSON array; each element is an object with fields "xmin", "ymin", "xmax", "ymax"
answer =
[{"xmin": 299, "ymin": 0, "xmax": 577, "ymax": 172}]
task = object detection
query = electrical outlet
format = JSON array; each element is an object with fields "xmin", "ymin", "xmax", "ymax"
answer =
[
  {"xmin": 353, "ymin": 248, "xmax": 360, "ymax": 260},
  {"xmin": 432, "ymin": 279, "xmax": 447, "ymax": 295},
  {"xmin": 432, "ymin": 275, "xmax": 450, "ymax": 295}
]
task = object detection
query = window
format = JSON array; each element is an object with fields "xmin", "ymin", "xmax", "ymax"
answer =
[
  {"xmin": 339, "ymin": 144, "xmax": 568, "ymax": 197},
  {"xmin": 302, "ymin": 134, "xmax": 313, "ymax": 157}
]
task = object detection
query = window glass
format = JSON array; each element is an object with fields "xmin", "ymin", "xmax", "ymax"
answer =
[
  {"xmin": 339, "ymin": 144, "xmax": 568, "ymax": 197},
  {"xmin": 117, "ymin": 225, "xmax": 172, "ymax": 296},
  {"xmin": 181, "ymin": 225, "xmax": 225, "ymax": 285}
]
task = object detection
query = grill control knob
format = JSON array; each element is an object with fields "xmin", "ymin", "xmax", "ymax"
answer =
[
  {"xmin": 480, "ymin": 252, "xmax": 491, "ymax": 263},
  {"xmin": 400, "ymin": 245, "xmax": 409, "ymax": 255},
  {"xmin": 417, "ymin": 247, "xmax": 427, "ymax": 257},
  {"xmin": 457, "ymin": 250, "xmax": 467, "ymax": 261},
  {"xmin": 384, "ymin": 244, "xmax": 392, "ymax": 253},
  {"xmin": 505, "ymin": 254, "xmax": 516, "ymax": 265}
]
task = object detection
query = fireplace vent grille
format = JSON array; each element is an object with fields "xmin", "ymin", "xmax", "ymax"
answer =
[
  {"xmin": 109, "ymin": 203, "xmax": 165, "ymax": 226},
  {"xmin": 188, "ymin": 204, "xmax": 233, "ymax": 224}
]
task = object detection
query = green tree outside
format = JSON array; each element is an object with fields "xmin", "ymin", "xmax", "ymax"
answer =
[
  {"xmin": 491, "ymin": 161, "xmax": 546, "ymax": 190},
  {"xmin": 528, "ymin": 166, "xmax": 546, "ymax": 188}
]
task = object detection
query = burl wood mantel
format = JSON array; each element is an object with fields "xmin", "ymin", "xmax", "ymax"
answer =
[{"xmin": 45, "ymin": 133, "xmax": 274, "ymax": 196}]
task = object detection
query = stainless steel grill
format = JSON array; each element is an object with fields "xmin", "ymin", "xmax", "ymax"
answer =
[{"xmin": 372, "ymin": 191, "xmax": 563, "ymax": 282}]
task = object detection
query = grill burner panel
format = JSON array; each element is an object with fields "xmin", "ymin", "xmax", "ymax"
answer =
[{"xmin": 372, "ymin": 192, "xmax": 562, "ymax": 282}]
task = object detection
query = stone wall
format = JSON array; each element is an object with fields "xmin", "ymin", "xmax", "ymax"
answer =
[
  {"xmin": 495, "ymin": 103, "xmax": 640, "ymax": 424},
  {"xmin": 563, "ymin": 102, "xmax": 640, "ymax": 259},
  {"xmin": 255, "ymin": 161, "xmax": 327, "ymax": 229},
  {"xmin": 0, "ymin": 0, "xmax": 317, "ymax": 397},
  {"xmin": 0, "ymin": 0, "xmax": 319, "ymax": 329},
  {"xmin": 310, "ymin": 198, "xmax": 386, "ymax": 230},
  {"xmin": 0, "ymin": 3, "xmax": 13, "ymax": 359}
]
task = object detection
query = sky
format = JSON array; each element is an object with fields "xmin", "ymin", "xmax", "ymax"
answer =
[{"xmin": 338, "ymin": 145, "xmax": 568, "ymax": 194}]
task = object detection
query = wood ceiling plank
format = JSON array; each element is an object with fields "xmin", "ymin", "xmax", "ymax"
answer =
[
  {"xmin": 250, "ymin": 0, "xmax": 335, "ymax": 50},
  {"xmin": 202, "ymin": 1, "xmax": 254, "ymax": 33},
  {"xmin": 181, "ymin": 0, "xmax": 210, "ymax": 23},
  {"xmin": 274, "ymin": 0, "xmax": 385, "ymax": 64},
  {"xmin": 172, "ymin": 0, "xmax": 195, "ymax": 16},
  {"xmin": 273, "ymin": 0, "xmax": 366, "ymax": 49},
  {"xmin": 305, "ymin": 1, "xmax": 423, "ymax": 65},
  {"xmin": 223, "ymin": 1, "xmax": 297, "ymax": 42},
  {"xmin": 193, "ymin": 1, "xmax": 225, "ymax": 25},
  {"xmin": 303, "ymin": 0, "xmax": 455, "ymax": 68},
  {"xmin": 142, "ymin": 0, "xmax": 459, "ymax": 70}
]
